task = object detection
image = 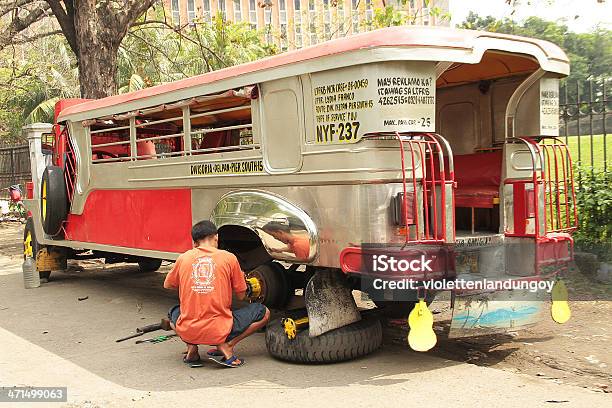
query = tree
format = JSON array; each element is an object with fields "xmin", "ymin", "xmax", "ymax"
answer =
[
  {"xmin": 460, "ymin": 12, "xmax": 611, "ymax": 85},
  {"xmin": 45, "ymin": 0, "xmax": 157, "ymax": 98},
  {"xmin": 0, "ymin": 1, "xmax": 57, "ymax": 50},
  {"xmin": 1, "ymin": 1, "xmax": 159, "ymax": 98},
  {"xmin": 0, "ymin": 10, "xmax": 276, "ymax": 143}
]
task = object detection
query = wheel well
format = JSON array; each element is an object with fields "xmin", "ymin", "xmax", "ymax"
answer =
[{"xmin": 218, "ymin": 225, "xmax": 272, "ymax": 271}]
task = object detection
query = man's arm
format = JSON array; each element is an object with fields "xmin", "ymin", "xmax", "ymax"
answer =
[
  {"xmin": 163, "ymin": 256, "xmax": 182, "ymax": 289},
  {"xmin": 229, "ymin": 254, "xmax": 248, "ymax": 300},
  {"xmin": 235, "ymin": 290, "xmax": 247, "ymax": 301}
]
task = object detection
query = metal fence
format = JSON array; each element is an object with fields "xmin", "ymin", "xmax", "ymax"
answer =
[
  {"xmin": 559, "ymin": 78, "xmax": 611, "ymax": 174},
  {"xmin": 0, "ymin": 144, "xmax": 30, "ymax": 200}
]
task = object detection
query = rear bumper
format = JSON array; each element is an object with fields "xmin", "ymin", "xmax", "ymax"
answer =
[
  {"xmin": 340, "ymin": 244, "xmax": 456, "ymax": 280},
  {"xmin": 340, "ymin": 232, "xmax": 572, "ymax": 281}
]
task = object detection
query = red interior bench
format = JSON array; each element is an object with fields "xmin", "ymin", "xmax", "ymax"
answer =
[{"xmin": 453, "ymin": 151, "xmax": 502, "ymax": 209}]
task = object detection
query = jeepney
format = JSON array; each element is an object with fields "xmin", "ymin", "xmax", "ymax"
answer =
[{"xmin": 23, "ymin": 26, "xmax": 576, "ymax": 362}]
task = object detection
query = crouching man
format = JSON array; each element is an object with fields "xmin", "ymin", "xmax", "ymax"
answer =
[{"xmin": 163, "ymin": 220, "xmax": 270, "ymax": 367}]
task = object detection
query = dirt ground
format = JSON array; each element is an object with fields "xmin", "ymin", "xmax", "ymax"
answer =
[
  {"xmin": 1, "ymin": 221, "xmax": 610, "ymax": 402},
  {"xmin": 390, "ymin": 293, "xmax": 612, "ymax": 393}
]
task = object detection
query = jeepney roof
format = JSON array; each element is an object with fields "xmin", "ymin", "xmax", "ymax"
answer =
[{"xmin": 57, "ymin": 26, "xmax": 569, "ymax": 123}]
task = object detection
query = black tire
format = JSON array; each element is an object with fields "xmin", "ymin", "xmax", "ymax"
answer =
[
  {"xmin": 41, "ymin": 166, "xmax": 68, "ymax": 236},
  {"xmin": 23, "ymin": 217, "xmax": 51, "ymax": 280},
  {"xmin": 265, "ymin": 315, "xmax": 383, "ymax": 363},
  {"xmin": 247, "ymin": 262, "xmax": 291, "ymax": 309},
  {"xmin": 138, "ymin": 258, "xmax": 163, "ymax": 272}
]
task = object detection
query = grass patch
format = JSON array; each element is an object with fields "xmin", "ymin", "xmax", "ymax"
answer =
[{"xmin": 563, "ymin": 134, "xmax": 611, "ymax": 171}]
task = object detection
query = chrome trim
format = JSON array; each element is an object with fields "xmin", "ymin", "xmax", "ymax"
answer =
[
  {"xmin": 127, "ymin": 166, "xmax": 407, "ymax": 182},
  {"xmin": 70, "ymin": 126, "xmax": 85, "ymax": 195},
  {"xmin": 127, "ymin": 154, "xmax": 262, "ymax": 169},
  {"xmin": 505, "ymin": 68, "xmax": 545, "ymax": 140},
  {"xmin": 211, "ymin": 190, "xmax": 318, "ymax": 263},
  {"xmin": 429, "ymin": 132, "xmax": 455, "ymax": 173},
  {"xmin": 127, "ymin": 173, "xmax": 266, "ymax": 182},
  {"xmin": 508, "ymin": 138, "xmax": 541, "ymax": 172}
]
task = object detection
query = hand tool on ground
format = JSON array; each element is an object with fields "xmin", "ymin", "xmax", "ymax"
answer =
[
  {"xmin": 135, "ymin": 334, "xmax": 178, "ymax": 344},
  {"xmin": 115, "ymin": 318, "xmax": 172, "ymax": 342}
]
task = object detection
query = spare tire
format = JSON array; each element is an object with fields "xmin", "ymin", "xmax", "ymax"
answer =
[
  {"xmin": 265, "ymin": 315, "xmax": 382, "ymax": 363},
  {"xmin": 41, "ymin": 166, "xmax": 68, "ymax": 236}
]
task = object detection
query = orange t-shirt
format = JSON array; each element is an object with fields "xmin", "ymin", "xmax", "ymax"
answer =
[
  {"xmin": 287, "ymin": 235, "xmax": 310, "ymax": 260},
  {"xmin": 163, "ymin": 246, "xmax": 247, "ymax": 345}
]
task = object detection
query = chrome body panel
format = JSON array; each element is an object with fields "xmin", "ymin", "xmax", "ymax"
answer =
[
  {"xmin": 204, "ymin": 182, "xmax": 412, "ymax": 267},
  {"xmin": 211, "ymin": 190, "xmax": 318, "ymax": 263}
]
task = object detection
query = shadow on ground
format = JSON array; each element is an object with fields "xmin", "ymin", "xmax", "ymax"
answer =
[{"xmin": 0, "ymin": 263, "xmax": 466, "ymax": 391}]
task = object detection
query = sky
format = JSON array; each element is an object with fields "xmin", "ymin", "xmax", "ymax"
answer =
[{"xmin": 450, "ymin": 0, "xmax": 612, "ymax": 32}]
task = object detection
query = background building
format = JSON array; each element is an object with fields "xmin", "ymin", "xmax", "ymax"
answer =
[{"xmin": 163, "ymin": 0, "xmax": 450, "ymax": 50}]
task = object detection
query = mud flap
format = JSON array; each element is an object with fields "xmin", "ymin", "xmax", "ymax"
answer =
[
  {"xmin": 449, "ymin": 289, "xmax": 545, "ymax": 338},
  {"xmin": 305, "ymin": 269, "xmax": 361, "ymax": 337}
]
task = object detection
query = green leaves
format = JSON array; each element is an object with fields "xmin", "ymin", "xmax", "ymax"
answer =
[
  {"xmin": 573, "ymin": 168, "xmax": 612, "ymax": 261},
  {"xmin": 118, "ymin": 73, "xmax": 145, "ymax": 94},
  {"xmin": 0, "ymin": 35, "xmax": 78, "ymax": 143},
  {"xmin": 459, "ymin": 13, "xmax": 611, "ymax": 87},
  {"xmin": 119, "ymin": 11, "xmax": 276, "ymax": 89},
  {"xmin": 25, "ymin": 97, "xmax": 59, "ymax": 124}
]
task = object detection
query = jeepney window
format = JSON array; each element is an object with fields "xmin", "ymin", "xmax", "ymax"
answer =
[
  {"xmin": 134, "ymin": 107, "xmax": 184, "ymax": 160},
  {"xmin": 87, "ymin": 87, "xmax": 257, "ymax": 163},
  {"xmin": 189, "ymin": 89, "xmax": 255, "ymax": 155},
  {"xmin": 89, "ymin": 120, "xmax": 132, "ymax": 164},
  {"xmin": 88, "ymin": 107, "xmax": 185, "ymax": 164}
]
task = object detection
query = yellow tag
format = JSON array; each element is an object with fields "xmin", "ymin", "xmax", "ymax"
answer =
[
  {"xmin": 407, "ymin": 299, "xmax": 437, "ymax": 352},
  {"xmin": 551, "ymin": 279, "xmax": 571, "ymax": 324}
]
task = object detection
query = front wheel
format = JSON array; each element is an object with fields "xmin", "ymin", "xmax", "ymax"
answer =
[
  {"xmin": 246, "ymin": 262, "xmax": 291, "ymax": 309},
  {"xmin": 23, "ymin": 217, "xmax": 51, "ymax": 280}
]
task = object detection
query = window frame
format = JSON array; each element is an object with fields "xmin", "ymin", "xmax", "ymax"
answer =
[{"xmin": 87, "ymin": 88, "xmax": 261, "ymax": 165}]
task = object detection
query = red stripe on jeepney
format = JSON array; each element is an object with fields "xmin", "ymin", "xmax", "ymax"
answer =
[{"xmin": 64, "ymin": 189, "xmax": 193, "ymax": 253}]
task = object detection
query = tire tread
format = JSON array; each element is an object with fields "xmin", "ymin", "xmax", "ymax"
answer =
[{"xmin": 265, "ymin": 315, "xmax": 382, "ymax": 364}]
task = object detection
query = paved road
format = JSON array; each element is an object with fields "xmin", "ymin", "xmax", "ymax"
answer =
[{"xmin": 0, "ymin": 244, "xmax": 609, "ymax": 407}]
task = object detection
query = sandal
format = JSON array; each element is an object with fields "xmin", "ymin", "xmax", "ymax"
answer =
[{"xmin": 208, "ymin": 355, "xmax": 244, "ymax": 368}]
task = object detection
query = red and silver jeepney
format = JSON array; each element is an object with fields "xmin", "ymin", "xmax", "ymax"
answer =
[{"xmin": 23, "ymin": 26, "xmax": 577, "ymax": 362}]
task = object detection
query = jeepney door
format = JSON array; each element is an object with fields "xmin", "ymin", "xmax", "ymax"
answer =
[{"xmin": 259, "ymin": 77, "xmax": 305, "ymax": 174}]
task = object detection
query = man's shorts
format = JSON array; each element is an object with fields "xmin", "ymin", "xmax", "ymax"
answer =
[{"xmin": 167, "ymin": 303, "xmax": 267, "ymax": 342}]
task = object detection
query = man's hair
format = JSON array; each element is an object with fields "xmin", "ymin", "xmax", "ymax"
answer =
[
  {"xmin": 262, "ymin": 221, "xmax": 290, "ymax": 234},
  {"xmin": 191, "ymin": 220, "xmax": 218, "ymax": 242}
]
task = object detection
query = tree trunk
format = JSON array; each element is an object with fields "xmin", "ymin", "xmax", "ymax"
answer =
[
  {"xmin": 77, "ymin": 51, "xmax": 119, "ymax": 99},
  {"xmin": 74, "ymin": 1, "xmax": 121, "ymax": 98},
  {"xmin": 47, "ymin": 0, "xmax": 156, "ymax": 99}
]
